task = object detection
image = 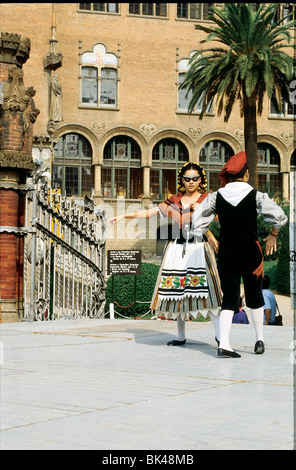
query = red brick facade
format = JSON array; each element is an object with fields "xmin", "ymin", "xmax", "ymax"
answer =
[{"xmin": 0, "ymin": 32, "xmax": 38, "ymax": 321}]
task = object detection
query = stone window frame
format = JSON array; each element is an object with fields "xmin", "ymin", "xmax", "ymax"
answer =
[
  {"xmin": 102, "ymin": 135, "xmax": 143, "ymax": 200},
  {"xmin": 79, "ymin": 43, "xmax": 119, "ymax": 110},
  {"xmin": 150, "ymin": 138, "xmax": 189, "ymax": 201},
  {"xmin": 176, "ymin": 51, "xmax": 214, "ymax": 116},
  {"xmin": 128, "ymin": 3, "xmax": 168, "ymax": 18},
  {"xmin": 78, "ymin": 3, "xmax": 120, "ymax": 14},
  {"xmin": 52, "ymin": 133, "xmax": 94, "ymax": 198},
  {"xmin": 269, "ymin": 90, "xmax": 296, "ymax": 119},
  {"xmin": 199, "ymin": 139, "xmax": 234, "ymax": 192},
  {"xmin": 176, "ymin": 3, "xmax": 215, "ymax": 21},
  {"xmin": 257, "ymin": 142, "xmax": 282, "ymax": 193}
]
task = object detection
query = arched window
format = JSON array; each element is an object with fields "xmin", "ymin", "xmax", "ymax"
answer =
[
  {"xmin": 102, "ymin": 136, "xmax": 142, "ymax": 199},
  {"xmin": 151, "ymin": 138, "xmax": 189, "ymax": 200},
  {"xmin": 81, "ymin": 43, "xmax": 118, "ymax": 108},
  {"xmin": 258, "ymin": 143, "xmax": 282, "ymax": 192},
  {"xmin": 199, "ymin": 140, "xmax": 234, "ymax": 191},
  {"xmin": 52, "ymin": 133, "xmax": 94, "ymax": 197},
  {"xmin": 178, "ymin": 52, "xmax": 212, "ymax": 114}
]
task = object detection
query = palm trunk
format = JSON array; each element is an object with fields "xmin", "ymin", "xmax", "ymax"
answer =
[{"xmin": 243, "ymin": 92, "xmax": 258, "ymax": 189}]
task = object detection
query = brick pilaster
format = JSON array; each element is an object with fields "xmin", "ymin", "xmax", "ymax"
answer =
[{"xmin": 0, "ymin": 32, "xmax": 38, "ymax": 321}]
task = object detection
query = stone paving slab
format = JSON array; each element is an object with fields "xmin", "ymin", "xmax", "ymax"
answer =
[{"xmin": 0, "ymin": 317, "xmax": 294, "ymax": 450}]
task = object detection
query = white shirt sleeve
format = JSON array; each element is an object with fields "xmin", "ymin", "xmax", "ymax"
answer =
[
  {"xmin": 256, "ymin": 191, "xmax": 288, "ymax": 229},
  {"xmin": 191, "ymin": 192, "xmax": 218, "ymax": 236}
]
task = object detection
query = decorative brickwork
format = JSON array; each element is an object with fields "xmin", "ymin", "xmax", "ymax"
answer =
[{"xmin": 0, "ymin": 31, "xmax": 39, "ymax": 321}]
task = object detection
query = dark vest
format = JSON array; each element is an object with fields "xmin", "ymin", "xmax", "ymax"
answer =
[{"xmin": 216, "ymin": 188, "xmax": 258, "ymax": 244}]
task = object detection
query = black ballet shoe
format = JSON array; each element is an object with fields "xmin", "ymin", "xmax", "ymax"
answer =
[
  {"xmin": 167, "ymin": 339, "xmax": 186, "ymax": 346},
  {"xmin": 215, "ymin": 336, "xmax": 220, "ymax": 347},
  {"xmin": 254, "ymin": 340, "xmax": 265, "ymax": 354},
  {"xmin": 218, "ymin": 348, "xmax": 241, "ymax": 358}
]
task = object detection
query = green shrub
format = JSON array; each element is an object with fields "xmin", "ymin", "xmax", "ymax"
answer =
[
  {"xmin": 105, "ymin": 262, "xmax": 160, "ymax": 317},
  {"xmin": 263, "ymin": 260, "xmax": 277, "ymax": 291}
]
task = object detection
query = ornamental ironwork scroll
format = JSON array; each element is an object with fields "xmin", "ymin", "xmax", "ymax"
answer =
[{"xmin": 23, "ymin": 183, "xmax": 107, "ymax": 321}]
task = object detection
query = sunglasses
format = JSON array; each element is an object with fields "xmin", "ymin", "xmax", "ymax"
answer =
[{"xmin": 182, "ymin": 176, "xmax": 201, "ymax": 183}]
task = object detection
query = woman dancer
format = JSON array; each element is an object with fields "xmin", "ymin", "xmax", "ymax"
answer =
[{"xmin": 108, "ymin": 162, "xmax": 222, "ymax": 346}]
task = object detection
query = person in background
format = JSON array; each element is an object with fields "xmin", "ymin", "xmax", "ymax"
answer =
[
  {"xmin": 232, "ymin": 296, "xmax": 249, "ymax": 324},
  {"xmin": 262, "ymin": 275, "xmax": 277, "ymax": 325}
]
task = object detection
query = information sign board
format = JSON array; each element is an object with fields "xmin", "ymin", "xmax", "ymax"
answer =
[{"xmin": 107, "ymin": 250, "xmax": 141, "ymax": 276}]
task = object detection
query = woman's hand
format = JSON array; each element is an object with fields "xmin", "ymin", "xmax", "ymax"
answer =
[{"xmin": 107, "ymin": 214, "xmax": 125, "ymax": 226}]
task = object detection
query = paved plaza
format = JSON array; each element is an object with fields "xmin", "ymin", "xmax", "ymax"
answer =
[{"xmin": 0, "ymin": 295, "xmax": 295, "ymax": 451}]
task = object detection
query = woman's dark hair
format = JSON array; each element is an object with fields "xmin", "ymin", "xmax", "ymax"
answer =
[{"xmin": 177, "ymin": 162, "xmax": 207, "ymax": 192}]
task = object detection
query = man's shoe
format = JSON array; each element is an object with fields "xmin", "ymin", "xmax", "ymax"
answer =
[
  {"xmin": 218, "ymin": 348, "xmax": 241, "ymax": 358},
  {"xmin": 254, "ymin": 340, "xmax": 265, "ymax": 354},
  {"xmin": 167, "ymin": 339, "xmax": 186, "ymax": 346},
  {"xmin": 215, "ymin": 336, "xmax": 220, "ymax": 347}
]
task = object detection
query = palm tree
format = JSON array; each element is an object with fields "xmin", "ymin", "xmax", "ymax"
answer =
[{"xmin": 180, "ymin": 3, "xmax": 295, "ymax": 188}]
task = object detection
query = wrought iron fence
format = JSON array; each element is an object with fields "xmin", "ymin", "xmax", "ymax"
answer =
[{"xmin": 23, "ymin": 178, "xmax": 106, "ymax": 321}]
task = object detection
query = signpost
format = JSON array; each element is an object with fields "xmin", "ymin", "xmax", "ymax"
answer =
[
  {"xmin": 107, "ymin": 250, "xmax": 141, "ymax": 276},
  {"xmin": 107, "ymin": 250, "xmax": 142, "ymax": 318}
]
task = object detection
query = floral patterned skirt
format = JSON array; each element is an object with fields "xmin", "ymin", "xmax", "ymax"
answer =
[{"xmin": 150, "ymin": 239, "xmax": 222, "ymax": 320}]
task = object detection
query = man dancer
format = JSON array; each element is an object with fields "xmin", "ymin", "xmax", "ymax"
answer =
[{"xmin": 192, "ymin": 151, "xmax": 287, "ymax": 357}]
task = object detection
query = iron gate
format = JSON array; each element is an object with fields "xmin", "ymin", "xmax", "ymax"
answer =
[{"xmin": 23, "ymin": 176, "xmax": 107, "ymax": 321}]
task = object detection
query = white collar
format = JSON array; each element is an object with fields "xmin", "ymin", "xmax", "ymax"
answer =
[{"xmin": 218, "ymin": 182, "xmax": 253, "ymax": 207}]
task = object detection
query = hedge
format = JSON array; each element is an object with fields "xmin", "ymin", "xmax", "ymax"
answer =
[{"xmin": 105, "ymin": 262, "xmax": 160, "ymax": 317}]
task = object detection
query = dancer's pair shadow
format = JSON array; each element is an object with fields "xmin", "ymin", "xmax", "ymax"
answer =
[{"xmin": 125, "ymin": 328, "xmax": 219, "ymax": 357}]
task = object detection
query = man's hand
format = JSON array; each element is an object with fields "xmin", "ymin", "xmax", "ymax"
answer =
[
  {"xmin": 206, "ymin": 232, "xmax": 219, "ymax": 254},
  {"xmin": 263, "ymin": 234, "xmax": 277, "ymax": 256}
]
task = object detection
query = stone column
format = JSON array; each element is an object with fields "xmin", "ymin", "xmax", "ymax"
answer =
[
  {"xmin": 141, "ymin": 166, "xmax": 152, "ymax": 208},
  {"xmin": 0, "ymin": 32, "xmax": 39, "ymax": 322},
  {"xmin": 282, "ymin": 171, "xmax": 289, "ymax": 202},
  {"xmin": 93, "ymin": 164, "xmax": 103, "ymax": 204}
]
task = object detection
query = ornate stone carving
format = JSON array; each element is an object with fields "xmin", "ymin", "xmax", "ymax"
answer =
[
  {"xmin": 23, "ymin": 87, "xmax": 40, "ymax": 135},
  {"xmin": 0, "ymin": 32, "xmax": 31, "ymax": 66},
  {"xmin": 91, "ymin": 121, "xmax": 107, "ymax": 134},
  {"xmin": 279, "ymin": 131, "xmax": 293, "ymax": 145},
  {"xmin": 33, "ymin": 135, "xmax": 53, "ymax": 148},
  {"xmin": 2, "ymin": 65, "xmax": 31, "ymax": 112},
  {"xmin": 234, "ymin": 129, "xmax": 244, "ymax": 141},
  {"xmin": 0, "ymin": 151, "xmax": 35, "ymax": 170},
  {"xmin": 188, "ymin": 127, "xmax": 202, "ymax": 139},
  {"xmin": 47, "ymin": 120, "xmax": 60, "ymax": 136},
  {"xmin": 49, "ymin": 75, "xmax": 63, "ymax": 122},
  {"xmin": 16, "ymin": 37, "xmax": 31, "ymax": 65},
  {"xmin": 140, "ymin": 124, "xmax": 156, "ymax": 136},
  {"xmin": 44, "ymin": 52, "xmax": 63, "ymax": 71}
]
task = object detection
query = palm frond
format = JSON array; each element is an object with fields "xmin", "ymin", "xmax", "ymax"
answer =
[{"xmin": 181, "ymin": 2, "xmax": 295, "ymax": 120}]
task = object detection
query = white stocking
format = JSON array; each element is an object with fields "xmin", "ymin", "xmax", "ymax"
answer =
[
  {"xmin": 209, "ymin": 312, "xmax": 220, "ymax": 341},
  {"xmin": 175, "ymin": 316, "xmax": 186, "ymax": 341},
  {"xmin": 219, "ymin": 309, "xmax": 234, "ymax": 351},
  {"xmin": 250, "ymin": 307, "xmax": 264, "ymax": 342}
]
